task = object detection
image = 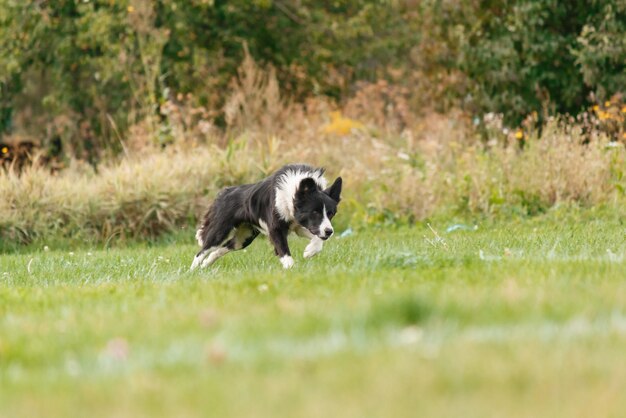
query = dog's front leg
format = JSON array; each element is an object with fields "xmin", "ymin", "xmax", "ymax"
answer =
[
  {"xmin": 269, "ymin": 228, "xmax": 294, "ymax": 269},
  {"xmin": 303, "ymin": 236, "xmax": 324, "ymax": 258},
  {"xmin": 295, "ymin": 227, "xmax": 324, "ymax": 258}
]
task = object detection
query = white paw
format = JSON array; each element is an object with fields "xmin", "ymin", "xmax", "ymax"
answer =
[
  {"xmin": 190, "ymin": 256, "xmax": 203, "ymax": 271},
  {"xmin": 303, "ymin": 239, "xmax": 323, "ymax": 258},
  {"xmin": 200, "ymin": 248, "xmax": 229, "ymax": 268},
  {"xmin": 280, "ymin": 255, "xmax": 295, "ymax": 269},
  {"xmin": 303, "ymin": 246, "xmax": 322, "ymax": 258}
]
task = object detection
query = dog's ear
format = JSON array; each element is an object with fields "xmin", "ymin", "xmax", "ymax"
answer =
[
  {"xmin": 324, "ymin": 177, "xmax": 342, "ymax": 202},
  {"xmin": 296, "ymin": 177, "xmax": 318, "ymax": 198}
]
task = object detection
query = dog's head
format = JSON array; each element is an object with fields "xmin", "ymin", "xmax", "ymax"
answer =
[{"xmin": 294, "ymin": 176, "xmax": 342, "ymax": 240}]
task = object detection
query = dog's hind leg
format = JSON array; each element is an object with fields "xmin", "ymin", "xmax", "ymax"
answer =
[
  {"xmin": 190, "ymin": 225, "xmax": 234, "ymax": 270},
  {"xmin": 200, "ymin": 247, "xmax": 230, "ymax": 268},
  {"xmin": 190, "ymin": 247, "xmax": 215, "ymax": 270},
  {"xmin": 198, "ymin": 225, "xmax": 259, "ymax": 269},
  {"xmin": 230, "ymin": 224, "xmax": 259, "ymax": 251}
]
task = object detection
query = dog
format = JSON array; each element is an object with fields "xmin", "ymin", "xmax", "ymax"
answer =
[{"xmin": 190, "ymin": 164, "xmax": 342, "ymax": 270}]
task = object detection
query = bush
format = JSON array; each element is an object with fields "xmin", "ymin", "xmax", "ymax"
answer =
[
  {"xmin": 1, "ymin": 87, "xmax": 624, "ymax": 245},
  {"xmin": 438, "ymin": 0, "xmax": 626, "ymax": 124},
  {"xmin": 0, "ymin": 0, "xmax": 418, "ymax": 158},
  {"xmin": 1, "ymin": 0, "xmax": 624, "ymax": 162}
]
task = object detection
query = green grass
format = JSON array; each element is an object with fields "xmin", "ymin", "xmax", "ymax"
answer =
[{"xmin": 2, "ymin": 215, "xmax": 626, "ymax": 417}]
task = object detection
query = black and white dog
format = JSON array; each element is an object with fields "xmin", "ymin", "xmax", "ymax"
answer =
[{"xmin": 190, "ymin": 164, "xmax": 342, "ymax": 270}]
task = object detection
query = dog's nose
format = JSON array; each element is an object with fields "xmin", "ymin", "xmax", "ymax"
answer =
[{"xmin": 324, "ymin": 228, "xmax": 333, "ymax": 238}]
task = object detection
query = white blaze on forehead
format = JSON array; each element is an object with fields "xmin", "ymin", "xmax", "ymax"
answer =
[
  {"xmin": 275, "ymin": 168, "xmax": 327, "ymax": 221},
  {"xmin": 319, "ymin": 204, "xmax": 333, "ymax": 235}
]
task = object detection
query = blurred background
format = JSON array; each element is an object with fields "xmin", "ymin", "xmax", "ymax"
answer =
[{"xmin": 1, "ymin": 0, "xmax": 625, "ymax": 244}]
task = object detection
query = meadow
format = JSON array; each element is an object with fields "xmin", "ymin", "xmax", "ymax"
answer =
[
  {"xmin": 2, "ymin": 3, "xmax": 626, "ymax": 415},
  {"xmin": 2, "ymin": 212, "xmax": 626, "ymax": 417}
]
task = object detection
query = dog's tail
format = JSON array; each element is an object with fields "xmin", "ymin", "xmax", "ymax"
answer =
[
  {"xmin": 195, "ymin": 204, "xmax": 214, "ymax": 247},
  {"xmin": 196, "ymin": 187, "xmax": 236, "ymax": 246},
  {"xmin": 195, "ymin": 228, "xmax": 204, "ymax": 247}
]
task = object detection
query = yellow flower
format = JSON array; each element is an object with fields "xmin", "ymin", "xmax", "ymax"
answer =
[
  {"xmin": 322, "ymin": 111, "xmax": 363, "ymax": 136},
  {"xmin": 514, "ymin": 130, "xmax": 524, "ymax": 140},
  {"xmin": 605, "ymin": 101, "xmax": 611, "ymax": 108},
  {"xmin": 621, "ymin": 106, "xmax": 626, "ymax": 114},
  {"xmin": 592, "ymin": 105, "xmax": 600, "ymax": 112},
  {"xmin": 1, "ymin": 146, "xmax": 8, "ymax": 154},
  {"xmin": 127, "ymin": 5, "xmax": 135, "ymax": 13}
]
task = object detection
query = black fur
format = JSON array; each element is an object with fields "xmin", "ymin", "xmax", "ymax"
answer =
[{"xmin": 192, "ymin": 164, "xmax": 342, "ymax": 269}]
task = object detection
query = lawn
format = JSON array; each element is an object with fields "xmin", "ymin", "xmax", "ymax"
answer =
[{"xmin": 1, "ymin": 214, "xmax": 626, "ymax": 417}]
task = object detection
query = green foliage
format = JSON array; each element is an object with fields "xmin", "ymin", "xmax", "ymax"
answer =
[
  {"xmin": 0, "ymin": 0, "xmax": 625, "ymax": 155},
  {"xmin": 441, "ymin": 0, "xmax": 626, "ymax": 123},
  {"xmin": 0, "ymin": 0, "xmax": 415, "ymax": 155},
  {"xmin": 1, "ymin": 0, "xmax": 150, "ymax": 158},
  {"xmin": 573, "ymin": 1, "xmax": 626, "ymax": 99}
]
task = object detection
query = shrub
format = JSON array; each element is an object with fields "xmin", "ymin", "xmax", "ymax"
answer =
[
  {"xmin": 1, "ymin": 102, "xmax": 624, "ymax": 245},
  {"xmin": 0, "ymin": 0, "xmax": 418, "ymax": 158},
  {"xmin": 2, "ymin": 0, "xmax": 624, "ymax": 156},
  {"xmin": 438, "ymin": 0, "xmax": 626, "ymax": 124}
]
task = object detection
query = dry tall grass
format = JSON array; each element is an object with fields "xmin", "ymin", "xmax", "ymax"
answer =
[{"xmin": 1, "ymin": 58, "xmax": 624, "ymax": 245}]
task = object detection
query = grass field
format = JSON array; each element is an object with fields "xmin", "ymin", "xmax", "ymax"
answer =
[{"xmin": 2, "ymin": 213, "xmax": 626, "ymax": 417}]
